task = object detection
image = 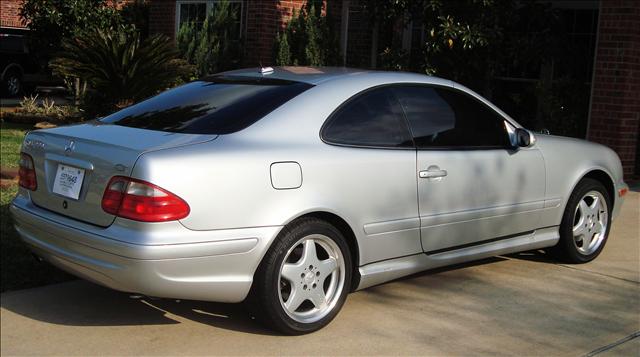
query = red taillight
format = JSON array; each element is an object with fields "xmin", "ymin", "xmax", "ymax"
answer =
[
  {"xmin": 101, "ymin": 176, "xmax": 190, "ymax": 222},
  {"xmin": 18, "ymin": 153, "xmax": 37, "ymax": 190}
]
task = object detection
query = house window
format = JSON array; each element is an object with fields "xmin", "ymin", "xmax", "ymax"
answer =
[
  {"xmin": 175, "ymin": 1, "xmax": 243, "ymax": 39},
  {"xmin": 178, "ymin": 2, "xmax": 207, "ymax": 28}
]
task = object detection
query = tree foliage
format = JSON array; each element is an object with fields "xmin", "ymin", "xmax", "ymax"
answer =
[
  {"xmin": 21, "ymin": 0, "xmax": 157, "ymax": 112},
  {"xmin": 120, "ymin": 0, "xmax": 150, "ymax": 39},
  {"xmin": 273, "ymin": 3, "xmax": 339, "ymax": 66},
  {"xmin": 50, "ymin": 26, "xmax": 192, "ymax": 115},
  {"xmin": 368, "ymin": 0, "xmax": 591, "ymax": 137},
  {"xmin": 176, "ymin": 0, "xmax": 242, "ymax": 77},
  {"xmin": 367, "ymin": 0, "xmax": 513, "ymax": 85},
  {"xmin": 20, "ymin": 0, "xmax": 127, "ymax": 57},
  {"xmin": 366, "ymin": 1, "xmax": 576, "ymax": 88}
]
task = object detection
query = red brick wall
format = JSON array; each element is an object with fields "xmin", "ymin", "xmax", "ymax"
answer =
[
  {"xmin": 343, "ymin": 0, "xmax": 373, "ymax": 68},
  {"xmin": 149, "ymin": 0, "xmax": 176, "ymax": 39},
  {"xmin": 243, "ymin": 0, "xmax": 320, "ymax": 66},
  {"xmin": 146, "ymin": 1, "xmax": 326, "ymax": 65},
  {"xmin": 588, "ymin": 0, "xmax": 640, "ymax": 179},
  {"xmin": 243, "ymin": 2, "xmax": 280, "ymax": 66},
  {"xmin": 1, "ymin": 0, "xmax": 26, "ymax": 28}
]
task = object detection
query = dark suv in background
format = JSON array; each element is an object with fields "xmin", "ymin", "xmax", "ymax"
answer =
[{"xmin": 1, "ymin": 27, "xmax": 56, "ymax": 97}]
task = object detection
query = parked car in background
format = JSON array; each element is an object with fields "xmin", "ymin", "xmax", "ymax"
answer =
[
  {"xmin": 1, "ymin": 27, "xmax": 56, "ymax": 97},
  {"xmin": 11, "ymin": 67, "xmax": 628, "ymax": 334}
]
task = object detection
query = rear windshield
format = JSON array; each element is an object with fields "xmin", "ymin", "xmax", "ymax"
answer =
[{"xmin": 99, "ymin": 76, "xmax": 313, "ymax": 134}]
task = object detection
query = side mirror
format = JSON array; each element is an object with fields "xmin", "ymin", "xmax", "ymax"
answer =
[{"xmin": 515, "ymin": 128, "xmax": 535, "ymax": 148}]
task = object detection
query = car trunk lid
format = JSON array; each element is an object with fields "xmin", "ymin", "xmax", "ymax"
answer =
[{"xmin": 23, "ymin": 122, "xmax": 216, "ymax": 227}]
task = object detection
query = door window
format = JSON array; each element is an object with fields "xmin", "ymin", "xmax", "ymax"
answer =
[{"xmin": 392, "ymin": 86, "xmax": 510, "ymax": 148}]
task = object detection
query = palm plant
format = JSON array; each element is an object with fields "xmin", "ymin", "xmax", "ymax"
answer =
[{"xmin": 50, "ymin": 25, "xmax": 191, "ymax": 114}]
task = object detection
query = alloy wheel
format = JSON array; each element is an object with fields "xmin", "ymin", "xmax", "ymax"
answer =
[
  {"xmin": 277, "ymin": 234, "xmax": 345, "ymax": 324},
  {"xmin": 572, "ymin": 190, "xmax": 608, "ymax": 255}
]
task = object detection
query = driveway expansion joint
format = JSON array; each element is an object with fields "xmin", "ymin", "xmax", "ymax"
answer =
[{"xmin": 583, "ymin": 331, "xmax": 640, "ymax": 357}]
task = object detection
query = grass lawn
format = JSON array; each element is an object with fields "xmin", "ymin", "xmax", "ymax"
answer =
[
  {"xmin": 1, "ymin": 122, "xmax": 73, "ymax": 292},
  {"xmin": 1, "ymin": 122, "xmax": 29, "ymax": 168}
]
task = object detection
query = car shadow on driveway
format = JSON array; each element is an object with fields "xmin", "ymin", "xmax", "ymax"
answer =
[
  {"xmin": 504, "ymin": 249, "xmax": 558, "ymax": 263},
  {"xmin": 0, "ymin": 279, "xmax": 277, "ymax": 335},
  {"xmin": 0, "ymin": 257, "xmax": 511, "ymax": 335}
]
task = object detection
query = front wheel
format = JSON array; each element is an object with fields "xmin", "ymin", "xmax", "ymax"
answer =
[
  {"xmin": 552, "ymin": 178, "xmax": 611, "ymax": 263},
  {"xmin": 248, "ymin": 218, "xmax": 352, "ymax": 335}
]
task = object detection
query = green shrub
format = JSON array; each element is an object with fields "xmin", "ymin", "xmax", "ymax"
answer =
[
  {"xmin": 19, "ymin": 94, "xmax": 39, "ymax": 113},
  {"xmin": 50, "ymin": 26, "xmax": 193, "ymax": 116},
  {"xmin": 303, "ymin": 6, "xmax": 322, "ymax": 66},
  {"xmin": 176, "ymin": 0, "xmax": 242, "ymax": 77},
  {"xmin": 273, "ymin": 3, "xmax": 339, "ymax": 66},
  {"xmin": 274, "ymin": 31, "xmax": 292, "ymax": 66},
  {"xmin": 16, "ymin": 94, "xmax": 80, "ymax": 120},
  {"xmin": 379, "ymin": 47, "xmax": 410, "ymax": 71}
]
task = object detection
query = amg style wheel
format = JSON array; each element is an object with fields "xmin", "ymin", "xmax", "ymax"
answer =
[
  {"xmin": 553, "ymin": 178, "xmax": 611, "ymax": 263},
  {"xmin": 249, "ymin": 218, "xmax": 351, "ymax": 335}
]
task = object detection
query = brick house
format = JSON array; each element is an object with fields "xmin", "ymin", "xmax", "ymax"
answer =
[{"xmin": 1, "ymin": 0, "xmax": 638, "ymax": 178}]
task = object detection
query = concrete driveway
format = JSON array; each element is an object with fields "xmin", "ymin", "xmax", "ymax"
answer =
[{"xmin": 2, "ymin": 192, "xmax": 638, "ymax": 356}]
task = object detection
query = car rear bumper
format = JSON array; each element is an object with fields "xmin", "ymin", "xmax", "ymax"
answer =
[{"xmin": 10, "ymin": 195, "xmax": 281, "ymax": 303}]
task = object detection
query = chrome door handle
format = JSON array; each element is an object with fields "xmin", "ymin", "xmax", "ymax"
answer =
[{"xmin": 419, "ymin": 168, "xmax": 447, "ymax": 179}]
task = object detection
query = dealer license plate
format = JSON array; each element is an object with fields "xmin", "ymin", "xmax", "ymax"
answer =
[{"xmin": 52, "ymin": 164, "xmax": 85, "ymax": 200}]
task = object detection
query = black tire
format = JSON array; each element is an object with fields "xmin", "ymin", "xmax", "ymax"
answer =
[
  {"xmin": 552, "ymin": 178, "xmax": 612, "ymax": 263},
  {"xmin": 247, "ymin": 217, "xmax": 352, "ymax": 335},
  {"xmin": 2, "ymin": 70, "xmax": 23, "ymax": 97}
]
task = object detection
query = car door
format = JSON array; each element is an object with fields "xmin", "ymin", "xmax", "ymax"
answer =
[
  {"xmin": 320, "ymin": 86, "xmax": 422, "ymax": 264},
  {"xmin": 391, "ymin": 85, "xmax": 546, "ymax": 253}
]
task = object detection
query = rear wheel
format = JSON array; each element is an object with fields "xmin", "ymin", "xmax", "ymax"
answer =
[
  {"xmin": 553, "ymin": 178, "xmax": 611, "ymax": 263},
  {"xmin": 249, "ymin": 218, "xmax": 352, "ymax": 335}
]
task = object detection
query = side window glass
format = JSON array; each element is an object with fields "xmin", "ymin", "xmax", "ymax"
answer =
[
  {"xmin": 322, "ymin": 87, "xmax": 413, "ymax": 147},
  {"xmin": 392, "ymin": 86, "xmax": 510, "ymax": 148}
]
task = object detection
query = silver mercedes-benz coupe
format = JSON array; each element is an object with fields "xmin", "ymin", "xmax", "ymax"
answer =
[{"xmin": 11, "ymin": 67, "xmax": 628, "ymax": 334}]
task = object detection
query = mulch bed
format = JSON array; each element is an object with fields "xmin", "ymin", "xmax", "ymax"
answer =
[{"xmin": 1, "ymin": 112, "xmax": 83, "ymax": 126}]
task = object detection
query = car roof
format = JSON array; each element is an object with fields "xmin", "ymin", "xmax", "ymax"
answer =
[
  {"xmin": 219, "ymin": 66, "xmax": 451, "ymax": 87},
  {"xmin": 220, "ymin": 66, "xmax": 521, "ymax": 131}
]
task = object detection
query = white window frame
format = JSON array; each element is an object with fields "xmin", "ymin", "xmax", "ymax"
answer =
[{"xmin": 175, "ymin": 0, "xmax": 244, "ymax": 39}]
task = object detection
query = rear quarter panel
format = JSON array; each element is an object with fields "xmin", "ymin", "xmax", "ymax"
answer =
[
  {"xmin": 131, "ymin": 136, "xmax": 420, "ymax": 266},
  {"xmin": 130, "ymin": 74, "xmax": 445, "ymax": 265}
]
